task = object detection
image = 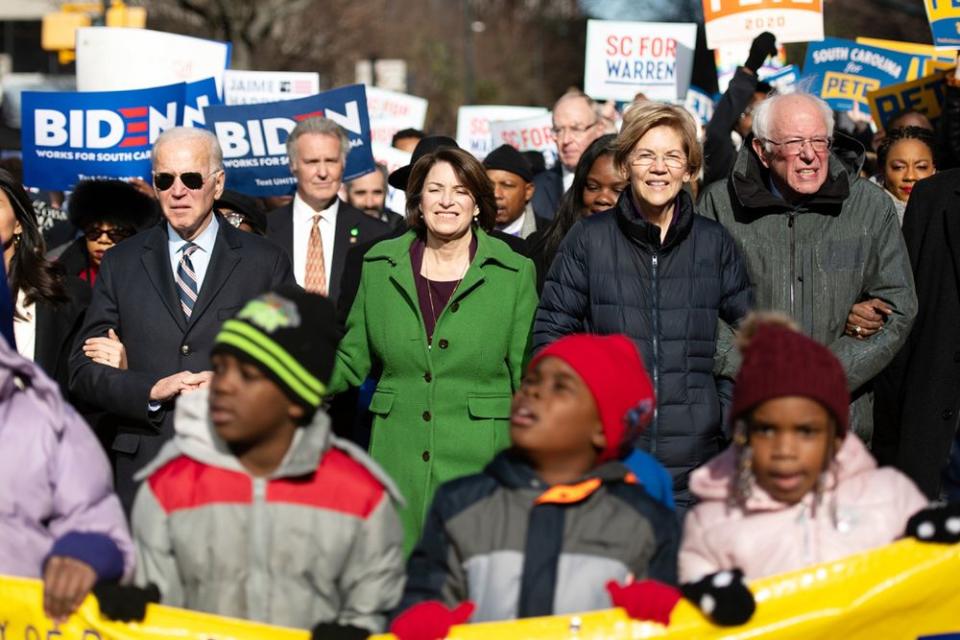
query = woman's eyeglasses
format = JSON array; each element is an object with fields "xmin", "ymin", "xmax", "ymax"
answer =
[
  {"xmin": 84, "ymin": 226, "xmax": 135, "ymax": 243},
  {"xmin": 152, "ymin": 170, "xmax": 220, "ymax": 191}
]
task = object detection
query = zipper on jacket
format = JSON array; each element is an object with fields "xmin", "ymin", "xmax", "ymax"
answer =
[
  {"xmin": 650, "ymin": 251, "xmax": 660, "ymax": 456},
  {"xmin": 787, "ymin": 212, "xmax": 797, "ymax": 318}
]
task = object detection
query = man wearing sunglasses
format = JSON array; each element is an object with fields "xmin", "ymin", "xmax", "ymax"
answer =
[
  {"xmin": 698, "ymin": 92, "xmax": 916, "ymax": 448},
  {"xmin": 266, "ymin": 116, "xmax": 388, "ymax": 303},
  {"xmin": 69, "ymin": 126, "xmax": 294, "ymax": 512}
]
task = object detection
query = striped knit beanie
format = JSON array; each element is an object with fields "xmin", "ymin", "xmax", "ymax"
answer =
[{"xmin": 213, "ymin": 286, "xmax": 340, "ymax": 412}]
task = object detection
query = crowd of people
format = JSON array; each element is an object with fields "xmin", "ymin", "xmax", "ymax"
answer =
[{"xmin": 2, "ymin": 30, "xmax": 960, "ymax": 638}]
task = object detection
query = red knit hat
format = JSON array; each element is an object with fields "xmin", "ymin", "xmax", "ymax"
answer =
[
  {"xmin": 531, "ymin": 334, "xmax": 655, "ymax": 462},
  {"xmin": 731, "ymin": 324, "xmax": 849, "ymax": 434}
]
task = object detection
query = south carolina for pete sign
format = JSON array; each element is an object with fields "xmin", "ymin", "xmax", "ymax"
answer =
[
  {"xmin": 584, "ymin": 20, "xmax": 697, "ymax": 102},
  {"xmin": 802, "ymin": 38, "xmax": 913, "ymax": 111},
  {"xmin": 703, "ymin": 0, "xmax": 824, "ymax": 49}
]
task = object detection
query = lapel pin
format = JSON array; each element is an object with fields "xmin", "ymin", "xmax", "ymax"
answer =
[{"xmin": 350, "ymin": 227, "xmax": 359, "ymax": 244}]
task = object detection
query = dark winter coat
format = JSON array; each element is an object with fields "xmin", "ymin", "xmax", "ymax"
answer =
[
  {"xmin": 873, "ymin": 169, "xmax": 960, "ymax": 498},
  {"xmin": 698, "ymin": 138, "xmax": 917, "ymax": 443},
  {"xmin": 533, "ymin": 189, "xmax": 753, "ymax": 505}
]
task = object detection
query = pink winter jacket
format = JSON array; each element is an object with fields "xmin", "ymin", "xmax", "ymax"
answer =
[{"xmin": 679, "ymin": 433, "xmax": 927, "ymax": 582}]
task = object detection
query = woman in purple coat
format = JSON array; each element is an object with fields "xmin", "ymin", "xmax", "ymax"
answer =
[{"xmin": 0, "ymin": 323, "xmax": 134, "ymax": 621}]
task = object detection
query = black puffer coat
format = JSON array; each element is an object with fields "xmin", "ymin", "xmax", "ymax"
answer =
[{"xmin": 533, "ymin": 189, "xmax": 753, "ymax": 505}]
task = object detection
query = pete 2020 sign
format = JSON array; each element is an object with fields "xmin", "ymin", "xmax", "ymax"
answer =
[
  {"xmin": 802, "ymin": 38, "xmax": 913, "ymax": 111},
  {"xmin": 21, "ymin": 81, "xmax": 218, "ymax": 190},
  {"xmin": 703, "ymin": 0, "xmax": 825, "ymax": 50},
  {"xmin": 867, "ymin": 67, "xmax": 954, "ymax": 131},
  {"xmin": 924, "ymin": 0, "xmax": 960, "ymax": 49},
  {"xmin": 584, "ymin": 20, "xmax": 698, "ymax": 102},
  {"xmin": 204, "ymin": 84, "xmax": 375, "ymax": 197}
]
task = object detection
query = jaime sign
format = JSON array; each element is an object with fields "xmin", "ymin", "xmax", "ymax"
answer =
[
  {"xmin": 584, "ymin": 20, "xmax": 697, "ymax": 101},
  {"xmin": 802, "ymin": 38, "xmax": 913, "ymax": 111},
  {"xmin": 703, "ymin": 0, "xmax": 824, "ymax": 49}
]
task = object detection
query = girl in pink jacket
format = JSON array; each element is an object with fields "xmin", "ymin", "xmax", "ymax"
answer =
[{"xmin": 680, "ymin": 320, "xmax": 929, "ymax": 583}]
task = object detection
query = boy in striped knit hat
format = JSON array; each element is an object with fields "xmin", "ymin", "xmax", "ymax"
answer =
[{"xmin": 122, "ymin": 286, "xmax": 403, "ymax": 638}]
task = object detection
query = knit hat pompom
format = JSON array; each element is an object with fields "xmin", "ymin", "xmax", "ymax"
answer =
[
  {"xmin": 213, "ymin": 286, "xmax": 341, "ymax": 413},
  {"xmin": 531, "ymin": 334, "xmax": 655, "ymax": 462},
  {"xmin": 732, "ymin": 318, "xmax": 849, "ymax": 435}
]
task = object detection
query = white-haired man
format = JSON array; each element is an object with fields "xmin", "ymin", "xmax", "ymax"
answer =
[
  {"xmin": 698, "ymin": 92, "xmax": 917, "ymax": 442},
  {"xmin": 70, "ymin": 126, "xmax": 295, "ymax": 511}
]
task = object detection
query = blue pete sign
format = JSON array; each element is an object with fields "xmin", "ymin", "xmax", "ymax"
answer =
[
  {"xmin": 21, "ymin": 79, "xmax": 222, "ymax": 190},
  {"xmin": 802, "ymin": 38, "xmax": 914, "ymax": 112},
  {"xmin": 203, "ymin": 84, "xmax": 375, "ymax": 197}
]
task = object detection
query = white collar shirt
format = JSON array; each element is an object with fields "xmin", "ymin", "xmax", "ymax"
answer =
[
  {"xmin": 167, "ymin": 213, "xmax": 219, "ymax": 294},
  {"xmin": 292, "ymin": 194, "xmax": 339, "ymax": 288},
  {"xmin": 13, "ymin": 288, "xmax": 36, "ymax": 362}
]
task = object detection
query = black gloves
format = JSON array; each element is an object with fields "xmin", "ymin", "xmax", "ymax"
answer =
[
  {"xmin": 681, "ymin": 569, "xmax": 756, "ymax": 626},
  {"xmin": 906, "ymin": 503, "xmax": 960, "ymax": 544},
  {"xmin": 93, "ymin": 582, "xmax": 160, "ymax": 622},
  {"xmin": 311, "ymin": 622, "xmax": 371, "ymax": 640},
  {"xmin": 745, "ymin": 32, "xmax": 778, "ymax": 73}
]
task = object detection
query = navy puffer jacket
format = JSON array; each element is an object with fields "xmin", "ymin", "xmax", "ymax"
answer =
[{"xmin": 533, "ymin": 189, "xmax": 753, "ymax": 504}]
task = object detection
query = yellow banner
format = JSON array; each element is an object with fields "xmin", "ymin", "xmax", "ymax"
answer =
[
  {"xmin": 856, "ymin": 37, "xmax": 957, "ymax": 79},
  {"xmin": 0, "ymin": 575, "xmax": 309, "ymax": 639},
  {"xmin": 373, "ymin": 539, "xmax": 960, "ymax": 639},
  {"xmin": 867, "ymin": 67, "xmax": 955, "ymax": 132}
]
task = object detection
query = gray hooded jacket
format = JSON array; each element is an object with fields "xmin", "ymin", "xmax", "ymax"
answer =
[
  {"xmin": 132, "ymin": 389, "xmax": 405, "ymax": 631},
  {"xmin": 699, "ymin": 139, "xmax": 917, "ymax": 441}
]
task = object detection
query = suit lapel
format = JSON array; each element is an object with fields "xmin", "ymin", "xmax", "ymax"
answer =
[
  {"xmin": 32, "ymin": 302, "xmax": 58, "ymax": 373},
  {"xmin": 329, "ymin": 200, "xmax": 357, "ymax": 301},
  {"xmin": 275, "ymin": 203, "xmax": 294, "ymax": 258},
  {"xmin": 188, "ymin": 221, "xmax": 241, "ymax": 329},
  {"xmin": 140, "ymin": 226, "xmax": 186, "ymax": 332},
  {"xmin": 944, "ymin": 194, "xmax": 960, "ymax": 298}
]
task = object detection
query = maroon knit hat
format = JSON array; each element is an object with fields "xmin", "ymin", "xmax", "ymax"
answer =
[
  {"xmin": 531, "ymin": 334, "xmax": 655, "ymax": 461},
  {"xmin": 731, "ymin": 324, "xmax": 849, "ymax": 434}
]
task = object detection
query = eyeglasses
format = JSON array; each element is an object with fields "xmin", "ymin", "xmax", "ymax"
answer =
[
  {"xmin": 762, "ymin": 137, "xmax": 832, "ymax": 156},
  {"xmin": 83, "ymin": 226, "xmax": 135, "ymax": 243},
  {"xmin": 152, "ymin": 169, "xmax": 220, "ymax": 191},
  {"xmin": 629, "ymin": 152, "xmax": 688, "ymax": 170},
  {"xmin": 551, "ymin": 121, "xmax": 598, "ymax": 139},
  {"xmin": 222, "ymin": 210, "xmax": 245, "ymax": 228}
]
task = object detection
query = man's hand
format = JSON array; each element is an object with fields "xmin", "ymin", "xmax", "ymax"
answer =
[
  {"xmin": 43, "ymin": 556, "xmax": 97, "ymax": 623},
  {"xmin": 149, "ymin": 370, "xmax": 213, "ymax": 402},
  {"xmin": 744, "ymin": 32, "xmax": 777, "ymax": 74},
  {"xmin": 82, "ymin": 328, "xmax": 128, "ymax": 369},
  {"xmin": 846, "ymin": 298, "xmax": 893, "ymax": 339}
]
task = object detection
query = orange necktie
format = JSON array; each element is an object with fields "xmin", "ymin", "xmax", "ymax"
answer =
[{"xmin": 305, "ymin": 214, "xmax": 327, "ymax": 295}]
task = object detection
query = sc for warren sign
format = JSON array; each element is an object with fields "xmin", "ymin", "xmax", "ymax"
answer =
[{"xmin": 584, "ymin": 20, "xmax": 697, "ymax": 101}]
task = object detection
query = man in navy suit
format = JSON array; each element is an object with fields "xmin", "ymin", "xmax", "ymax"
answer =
[
  {"xmin": 70, "ymin": 127, "xmax": 295, "ymax": 511},
  {"xmin": 532, "ymin": 91, "xmax": 604, "ymax": 220},
  {"xmin": 266, "ymin": 117, "xmax": 388, "ymax": 304}
]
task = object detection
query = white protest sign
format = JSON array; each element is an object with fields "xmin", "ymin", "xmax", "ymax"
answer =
[
  {"xmin": 456, "ymin": 105, "xmax": 548, "ymax": 159},
  {"xmin": 703, "ymin": 0, "xmax": 825, "ymax": 50},
  {"xmin": 372, "ymin": 143, "xmax": 412, "ymax": 214},
  {"xmin": 365, "ymin": 86, "xmax": 429, "ymax": 146},
  {"xmin": 489, "ymin": 112, "xmax": 558, "ymax": 169},
  {"xmin": 223, "ymin": 70, "xmax": 319, "ymax": 105},
  {"xmin": 76, "ymin": 28, "xmax": 231, "ymax": 95},
  {"xmin": 584, "ymin": 20, "xmax": 698, "ymax": 101}
]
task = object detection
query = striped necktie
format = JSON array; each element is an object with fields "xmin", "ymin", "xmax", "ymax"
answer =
[{"xmin": 176, "ymin": 243, "xmax": 200, "ymax": 319}]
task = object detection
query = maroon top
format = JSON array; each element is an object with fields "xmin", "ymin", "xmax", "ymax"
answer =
[{"xmin": 410, "ymin": 236, "xmax": 478, "ymax": 344}]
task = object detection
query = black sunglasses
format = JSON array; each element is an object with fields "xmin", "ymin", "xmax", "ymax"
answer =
[
  {"xmin": 152, "ymin": 170, "xmax": 218, "ymax": 191},
  {"xmin": 84, "ymin": 226, "xmax": 135, "ymax": 243}
]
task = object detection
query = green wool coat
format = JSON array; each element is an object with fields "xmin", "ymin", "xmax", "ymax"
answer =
[{"xmin": 329, "ymin": 228, "xmax": 538, "ymax": 552}]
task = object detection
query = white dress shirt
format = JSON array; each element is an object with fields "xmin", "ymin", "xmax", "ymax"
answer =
[
  {"xmin": 13, "ymin": 289, "xmax": 36, "ymax": 362},
  {"xmin": 562, "ymin": 166, "xmax": 574, "ymax": 191},
  {"xmin": 292, "ymin": 194, "xmax": 338, "ymax": 288},
  {"xmin": 167, "ymin": 214, "xmax": 219, "ymax": 293}
]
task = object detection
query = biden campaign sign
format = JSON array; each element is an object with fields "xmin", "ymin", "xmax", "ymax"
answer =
[
  {"xmin": 22, "ymin": 82, "xmax": 186, "ymax": 190},
  {"xmin": 204, "ymin": 84, "xmax": 374, "ymax": 197},
  {"xmin": 802, "ymin": 38, "xmax": 913, "ymax": 111}
]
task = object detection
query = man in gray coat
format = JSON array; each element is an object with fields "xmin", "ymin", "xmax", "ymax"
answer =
[{"xmin": 699, "ymin": 92, "xmax": 916, "ymax": 441}]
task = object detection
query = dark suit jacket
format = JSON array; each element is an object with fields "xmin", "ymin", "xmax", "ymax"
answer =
[
  {"xmin": 531, "ymin": 165, "xmax": 564, "ymax": 220},
  {"xmin": 873, "ymin": 170, "xmax": 960, "ymax": 498},
  {"xmin": 69, "ymin": 217, "xmax": 295, "ymax": 510},
  {"xmin": 266, "ymin": 198, "xmax": 389, "ymax": 304},
  {"xmin": 35, "ymin": 275, "xmax": 90, "ymax": 396}
]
